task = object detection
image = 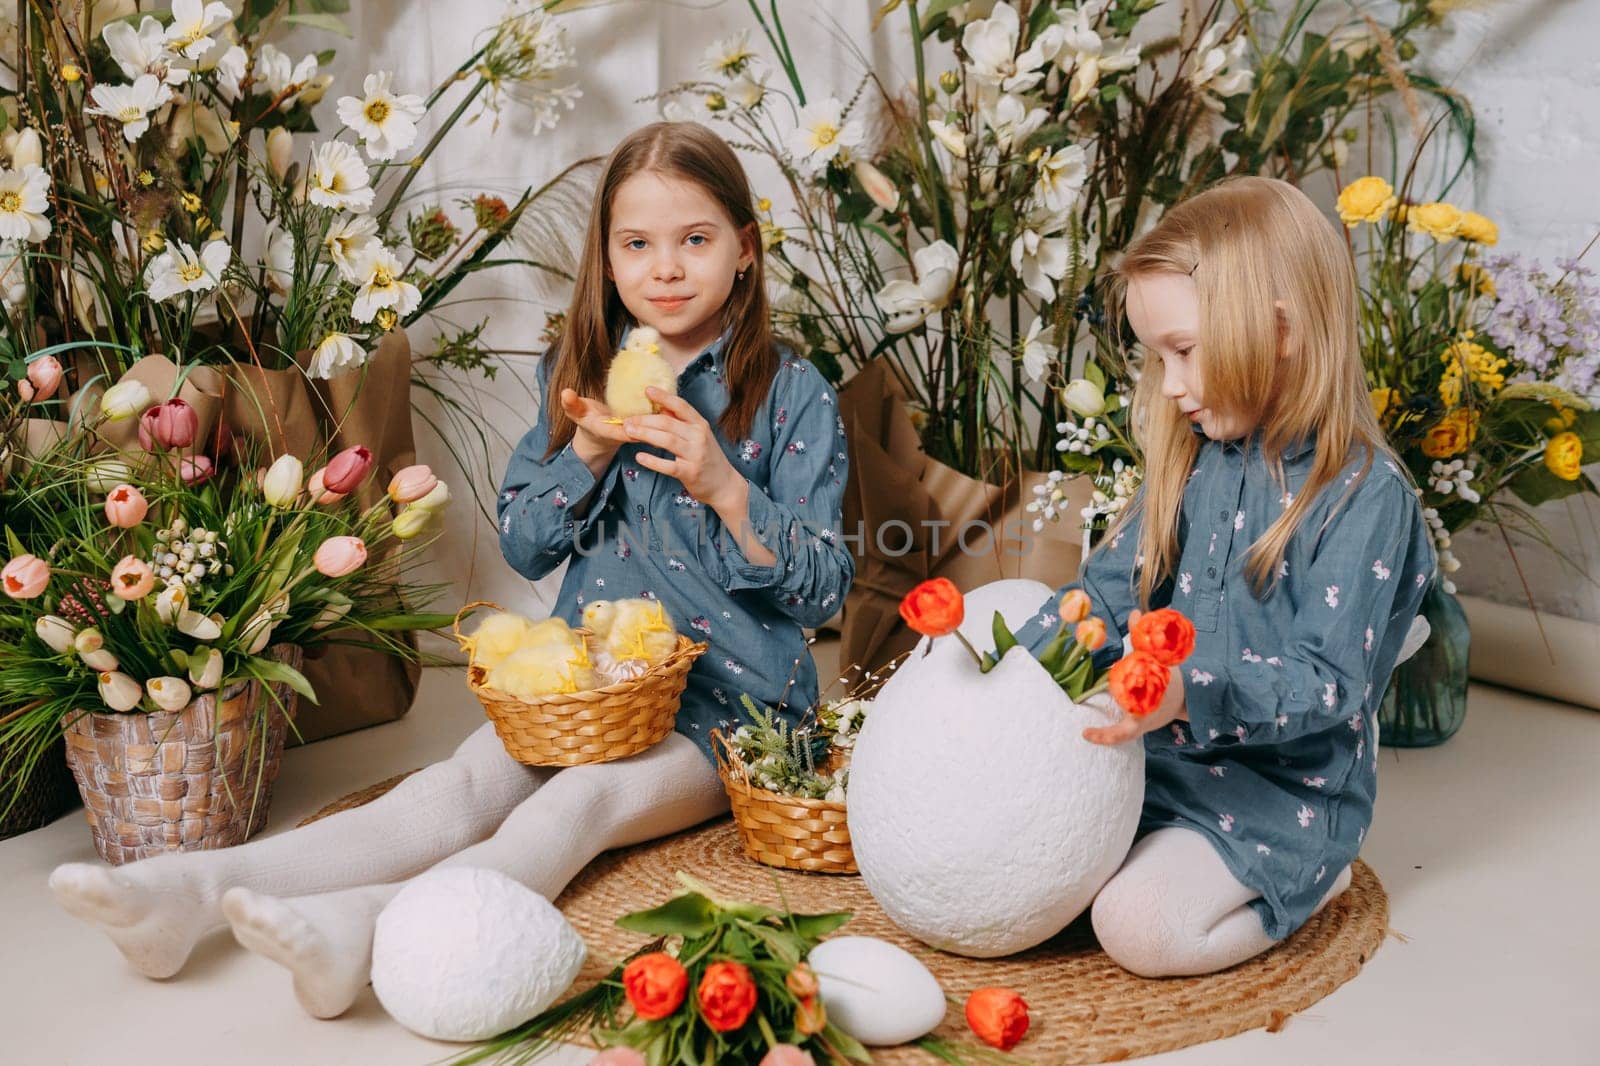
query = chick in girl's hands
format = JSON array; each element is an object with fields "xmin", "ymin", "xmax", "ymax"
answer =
[
  {"xmin": 603, "ymin": 327, "xmax": 676, "ymax": 419},
  {"xmin": 463, "ymin": 612, "xmax": 539, "ymax": 671}
]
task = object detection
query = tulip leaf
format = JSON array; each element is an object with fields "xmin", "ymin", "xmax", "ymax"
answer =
[
  {"xmin": 365, "ymin": 612, "xmax": 458, "ymax": 631},
  {"xmin": 616, "ymin": 891, "xmax": 717, "ymax": 938},
  {"xmin": 991, "ymin": 610, "xmax": 1018, "ymax": 661},
  {"xmin": 245, "ymin": 657, "xmax": 318, "ymax": 704}
]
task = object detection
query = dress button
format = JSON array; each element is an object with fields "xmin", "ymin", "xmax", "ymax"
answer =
[
  {"xmin": 1207, "ymin": 566, "xmax": 1217, "ymax": 578},
  {"xmin": 1219, "ymin": 509, "xmax": 1229, "ymax": 521}
]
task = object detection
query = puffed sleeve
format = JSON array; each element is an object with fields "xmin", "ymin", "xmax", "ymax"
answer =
[
  {"xmin": 710, "ymin": 362, "xmax": 854, "ymax": 628},
  {"xmin": 1014, "ymin": 491, "xmax": 1149, "ymax": 671},
  {"xmin": 1181, "ymin": 468, "xmax": 1435, "ymax": 746},
  {"xmin": 496, "ymin": 358, "xmax": 621, "ymax": 581}
]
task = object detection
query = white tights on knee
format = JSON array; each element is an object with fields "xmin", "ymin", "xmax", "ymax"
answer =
[{"xmin": 1090, "ymin": 826, "xmax": 1353, "ymax": 978}]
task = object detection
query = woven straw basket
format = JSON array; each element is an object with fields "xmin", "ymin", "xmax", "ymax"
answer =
[
  {"xmin": 711, "ymin": 729, "xmax": 856, "ymax": 875},
  {"xmin": 61, "ymin": 644, "xmax": 302, "ymax": 865},
  {"xmin": 454, "ymin": 602, "xmax": 706, "ymax": 767}
]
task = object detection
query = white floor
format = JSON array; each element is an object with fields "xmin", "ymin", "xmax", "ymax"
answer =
[{"xmin": 2, "ymin": 645, "xmax": 1595, "ymax": 1066}]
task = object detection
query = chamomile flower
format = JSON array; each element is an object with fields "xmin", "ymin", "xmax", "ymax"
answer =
[
  {"xmin": 0, "ymin": 164, "xmax": 52, "ymax": 243},
  {"xmin": 85, "ymin": 74, "xmax": 174, "ymax": 143},
  {"xmin": 323, "ymin": 213, "xmax": 381, "ymax": 281},
  {"xmin": 164, "ymin": 0, "xmax": 234, "ymax": 62},
  {"xmin": 309, "ymin": 332, "xmax": 368, "ymax": 379},
  {"xmin": 350, "ymin": 247, "xmax": 420, "ymax": 323},
  {"xmin": 700, "ymin": 30, "xmax": 756, "ymax": 78},
  {"xmin": 336, "ymin": 71, "xmax": 425, "ymax": 161},
  {"xmin": 787, "ymin": 97, "xmax": 864, "ymax": 176},
  {"xmin": 144, "ymin": 238, "xmax": 231, "ymax": 303},
  {"xmin": 306, "ymin": 141, "xmax": 374, "ymax": 212}
]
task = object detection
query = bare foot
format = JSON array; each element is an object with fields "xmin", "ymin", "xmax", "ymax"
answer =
[
  {"xmin": 222, "ymin": 886, "xmax": 379, "ymax": 1019},
  {"xmin": 48, "ymin": 862, "xmax": 212, "ymax": 979}
]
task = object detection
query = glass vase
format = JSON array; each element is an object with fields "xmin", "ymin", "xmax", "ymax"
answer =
[{"xmin": 1378, "ymin": 582, "xmax": 1470, "ymax": 748}]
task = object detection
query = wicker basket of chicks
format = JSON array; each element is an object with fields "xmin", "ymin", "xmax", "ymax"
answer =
[
  {"xmin": 454, "ymin": 599, "xmax": 707, "ymax": 767},
  {"xmin": 711, "ymin": 694, "xmax": 870, "ymax": 875}
]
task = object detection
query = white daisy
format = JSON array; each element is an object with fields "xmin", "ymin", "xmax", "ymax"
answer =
[
  {"xmin": 164, "ymin": 0, "xmax": 234, "ymax": 62},
  {"xmin": 306, "ymin": 141, "xmax": 374, "ymax": 212},
  {"xmin": 85, "ymin": 74, "xmax": 174, "ymax": 143},
  {"xmin": 309, "ymin": 332, "xmax": 368, "ymax": 379},
  {"xmin": 103, "ymin": 16, "xmax": 189, "ymax": 87},
  {"xmin": 0, "ymin": 165, "xmax": 52, "ymax": 243},
  {"xmin": 145, "ymin": 238, "xmax": 231, "ymax": 303},
  {"xmin": 350, "ymin": 247, "xmax": 420, "ymax": 323},
  {"xmin": 700, "ymin": 30, "xmax": 756, "ymax": 78},
  {"xmin": 323, "ymin": 213, "xmax": 380, "ymax": 281},
  {"xmin": 787, "ymin": 97, "xmax": 863, "ymax": 175},
  {"xmin": 336, "ymin": 71, "xmax": 425, "ymax": 161},
  {"xmin": 727, "ymin": 66, "xmax": 768, "ymax": 110}
]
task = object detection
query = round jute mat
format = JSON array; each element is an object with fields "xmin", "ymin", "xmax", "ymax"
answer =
[{"xmin": 302, "ymin": 773, "xmax": 1390, "ymax": 1064}]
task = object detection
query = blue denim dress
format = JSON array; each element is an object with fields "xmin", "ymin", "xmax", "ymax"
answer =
[
  {"xmin": 1012, "ymin": 432, "xmax": 1435, "ymax": 939},
  {"xmin": 496, "ymin": 330, "xmax": 854, "ymax": 763}
]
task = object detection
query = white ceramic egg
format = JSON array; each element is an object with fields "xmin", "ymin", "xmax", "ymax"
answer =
[
  {"xmin": 846, "ymin": 579, "xmax": 1146, "ymax": 958},
  {"xmin": 371, "ymin": 866, "xmax": 586, "ymax": 1041},
  {"xmin": 807, "ymin": 936, "xmax": 947, "ymax": 1046}
]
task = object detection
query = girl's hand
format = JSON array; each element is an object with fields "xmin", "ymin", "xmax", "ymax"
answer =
[
  {"xmin": 623, "ymin": 387, "xmax": 742, "ymax": 510},
  {"xmin": 559, "ymin": 388, "xmax": 629, "ymax": 473},
  {"xmin": 1083, "ymin": 664, "xmax": 1189, "ymax": 746}
]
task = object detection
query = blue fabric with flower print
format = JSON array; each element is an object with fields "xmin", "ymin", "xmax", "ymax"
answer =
[
  {"xmin": 496, "ymin": 330, "xmax": 853, "ymax": 764},
  {"xmin": 1010, "ymin": 433, "xmax": 1435, "ymax": 941}
]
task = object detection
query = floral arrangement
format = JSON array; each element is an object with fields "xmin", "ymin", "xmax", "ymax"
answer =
[
  {"xmin": 0, "ymin": 0, "xmax": 586, "ymax": 395},
  {"xmin": 0, "ymin": 385, "xmax": 452, "ymax": 818},
  {"xmin": 662, "ymin": 0, "xmax": 1466, "ymax": 485},
  {"xmin": 898, "ymin": 577, "xmax": 1195, "ymax": 716},
  {"xmin": 723, "ymin": 692, "xmax": 867, "ymax": 802},
  {"xmin": 1339, "ymin": 174, "xmax": 1599, "ymax": 593}
]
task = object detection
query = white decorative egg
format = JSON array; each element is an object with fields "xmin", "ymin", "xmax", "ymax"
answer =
[
  {"xmin": 371, "ymin": 866, "xmax": 586, "ymax": 1041},
  {"xmin": 847, "ymin": 579, "xmax": 1146, "ymax": 957},
  {"xmin": 808, "ymin": 936, "xmax": 946, "ymax": 1045}
]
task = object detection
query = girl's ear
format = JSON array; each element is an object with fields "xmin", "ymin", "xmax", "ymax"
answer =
[{"xmin": 738, "ymin": 221, "xmax": 758, "ymax": 273}]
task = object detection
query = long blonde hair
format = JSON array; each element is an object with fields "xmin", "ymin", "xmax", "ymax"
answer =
[
  {"xmin": 543, "ymin": 122, "xmax": 776, "ymax": 458},
  {"xmin": 1106, "ymin": 176, "xmax": 1390, "ymax": 606}
]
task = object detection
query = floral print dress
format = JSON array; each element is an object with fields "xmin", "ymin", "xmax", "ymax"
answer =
[
  {"xmin": 1011, "ymin": 432, "xmax": 1435, "ymax": 940},
  {"xmin": 496, "ymin": 330, "xmax": 853, "ymax": 764}
]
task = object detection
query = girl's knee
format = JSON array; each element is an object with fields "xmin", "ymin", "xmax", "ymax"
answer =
[{"xmin": 1091, "ymin": 871, "xmax": 1186, "ymax": 978}]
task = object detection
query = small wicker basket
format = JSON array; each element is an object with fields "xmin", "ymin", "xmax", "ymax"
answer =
[
  {"xmin": 454, "ymin": 601, "xmax": 706, "ymax": 767},
  {"xmin": 711, "ymin": 728, "xmax": 856, "ymax": 875}
]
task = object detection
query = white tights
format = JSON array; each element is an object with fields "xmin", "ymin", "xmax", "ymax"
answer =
[
  {"xmin": 49, "ymin": 725, "xmax": 727, "ymax": 1018},
  {"xmin": 1091, "ymin": 825, "xmax": 1353, "ymax": 977}
]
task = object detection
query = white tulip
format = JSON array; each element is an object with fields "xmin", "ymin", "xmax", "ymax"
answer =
[
  {"xmin": 99, "ymin": 379, "xmax": 152, "ymax": 420},
  {"xmin": 81, "ymin": 648, "xmax": 120, "ymax": 672},
  {"xmin": 188, "ymin": 646, "xmax": 224, "ymax": 690},
  {"xmin": 1061, "ymin": 378, "xmax": 1106, "ymax": 418},
  {"xmin": 177, "ymin": 608, "xmax": 222, "ymax": 640},
  {"xmin": 311, "ymin": 593, "xmax": 352, "ymax": 630},
  {"xmin": 98, "ymin": 671, "xmax": 144, "ymax": 712},
  {"xmin": 156, "ymin": 583, "xmax": 188, "ymax": 623},
  {"xmin": 266, "ymin": 127, "xmax": 294, "ymax": 180},
  {"xmin": 261, "ymin": 454, "xmax": 304, "ymax": 507},
  {"xmin": 86, "ymin": 458, "xmax": 134, "ymax": 493},
  {"xmin": 35, "ymin": 615, "xmax": 77, "ymax": 654},
  {"xmin": 409, "ymin": 479, "xmax": 451, "ymax": 512},
  {"xmin": 10, "ymin": 128, "xmax": 43, "ymax": 169},
  {"xmin": 145, "ymin": 676, "xmax": 193, "ymax": 712}
]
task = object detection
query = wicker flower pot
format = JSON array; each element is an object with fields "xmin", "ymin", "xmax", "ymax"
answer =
[{"xmin": 61, "ymin": 645, "xmax": 303, "ymax": 865}]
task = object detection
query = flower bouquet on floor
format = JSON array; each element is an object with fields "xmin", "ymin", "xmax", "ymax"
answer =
[
  {"xmin": 847, "ymin": 578, "xmax": 1193, "ymax": 957},
  {"xmin": 1342, "ymin": 169, "xmax": 1600, "ymax": 745},
  {"xmin": 713, "ymin": 690, "xmax": 873, "ymax": 876},
  {"xmin": 0, "ymin": 408, "xmax": 452, "ymax": 862}
]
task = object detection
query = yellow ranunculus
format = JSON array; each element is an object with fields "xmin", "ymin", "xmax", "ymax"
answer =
[
  {"xmin": 1457, "ymin": 211, "xmax": 1499, "ymax": 245},
  {"xmin": 1543, "ymin": 432, "xmax": 1584, "ymax": 481},
  {"xmin": 1336, "ymin": 176, "xmax": 1398, "ymax": 226},
  {"xmin": 1544, "ymin": 402, "xmax": 1579, "ymax": 433},
  {"xmin": 1456, "ymin": 261, "xmax": 1496, "ymax": 297},
  {"xmin": 1370, "ymin": 387, "xmax": 1400, "ymax": 421},
  {"xmin": 1407, "ymin": 201, "xmax": 1464, "ymax": 242},
  {"xmin": 1421, "ymin": 409, "xmax": 1479, "ymax": 459}
]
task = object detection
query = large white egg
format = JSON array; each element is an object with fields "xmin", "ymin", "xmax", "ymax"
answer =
[
  {"xmin": 371, "ymin": 866, "xmax": 587, "ymax": 1041},
  {"xmin": 808, "ymin": 936, "xmax": 947, "ymax": 1045},
  {"xmin": 847, "ymin": 579, "xmax": 1145, "ymax": 958}
]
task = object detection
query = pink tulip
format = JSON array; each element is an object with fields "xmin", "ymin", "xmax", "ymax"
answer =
[
  {"xmin": 180, "ymin": 455, "xmax": 214, "ymax": 485},
  {"xmin": 2, "ymin": 554, "xmax": 50, "ymax": 599},
  {"xmin": 313, "ymin": 536, "xmax": 367, "ymax": 578},
  {"xmin": 26, "ymin": 356, "xmax": 63, "ymax": 401},
  {"xmin": 138, "ymin": 398, "xmax": 199, "ymax": 451},
  {"xmin": 16, "ymin": 379, "xmax": 35, "ymax": 402},
  {"xmin": 306, "ymin": 469, "xmax": 347, "ymax": 506},
  {"xmin": 104, "ymin": 484, "xmax": 149, "ymax": 528},
  {"xmin": 588, "ymin": 1050, "xmax": 648, "ymax": 1066},
  {"xmin": 759, "ymin": 1047, "xmax": 817, "ymax": 1066},
  {"xmin": 110, "ymin": 556, "xmax": 155, "ymax": 601},
  {"xmin": 324, "ymin": 445, "xmax": 374, "ymax": 495},
  {"xmin": 387, "ymin": 464, "xmax": 438, "ymax": 503}
]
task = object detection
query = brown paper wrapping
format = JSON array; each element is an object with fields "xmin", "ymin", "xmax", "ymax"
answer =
[{"xmin": 838, "ymin": 359, "xmax": 1093, "ymax": 672}]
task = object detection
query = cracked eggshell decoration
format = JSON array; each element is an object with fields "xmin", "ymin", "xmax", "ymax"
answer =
[
  {"xmin": 846, "ymin": 579, "xmax": 1146, "ymax": 958},
  {"xmin": 371, "ymin": 866, "xmax": 587, "ymax": 1041}
]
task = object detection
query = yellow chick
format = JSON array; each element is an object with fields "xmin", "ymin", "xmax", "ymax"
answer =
[
  {"xmin": 603, "ymin": 598, "xmax": 679, "ymax": 665},
  {"xmin": 581, "ymin": 600, "xmax": 618, "ymax": 641},
  {"xmin": 465, "ymin": 612, "xmax": 539, "ymax": 671},
  {"xmin": 486, "ymin": 643, "xmax": 597, "ymax": 700},
  {"xmin": 524, "ymin": 617, "xmax": 578, "ymax": 649},
  {"xmin": 603, "ymin": 326, "xmax": 677, "ymax": 419}
]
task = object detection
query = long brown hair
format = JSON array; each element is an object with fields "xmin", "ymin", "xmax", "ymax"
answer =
[
  {"xmin": 542, "ymin": 122, "xmax": 776, "ymax": 458},
  {"xmin": 1104, "ymin": 176, "xmax": 1392, "ymax": 606}
]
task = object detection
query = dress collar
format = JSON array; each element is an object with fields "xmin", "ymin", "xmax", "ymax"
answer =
[
  {"xmin": 1197, "ymin": 423, "xmax": 1318, "ymax": 463},
  {"xmin": 618, "ymin": 323, "xmax": 730, "ymax": 380}
]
